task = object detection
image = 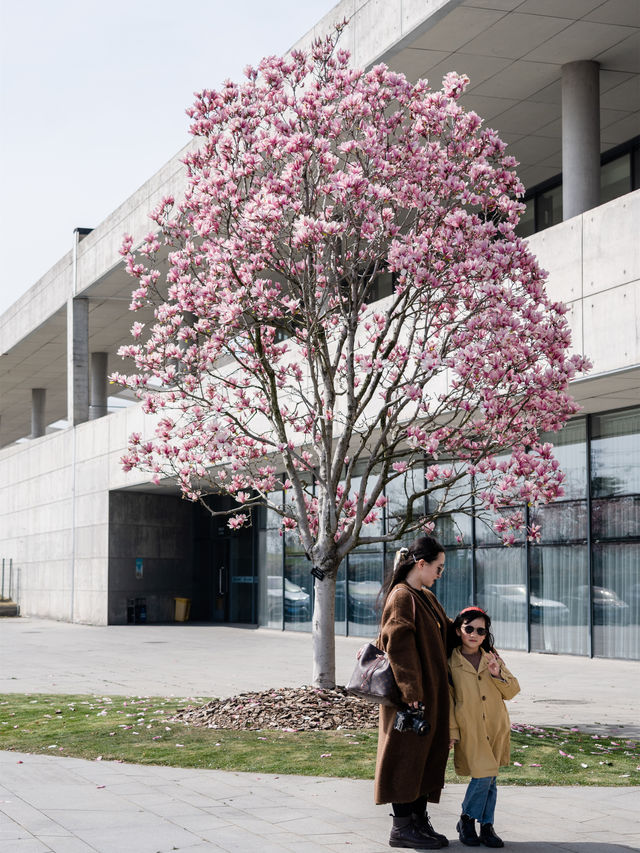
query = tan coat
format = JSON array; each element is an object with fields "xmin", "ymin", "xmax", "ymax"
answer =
[
  {"xmin": 374, "ymin": 583, "xmax": 450, "ymax": 805},
  {"xmin": 448, "ymin": 647, "xmax": 520, "ymax": 778}
]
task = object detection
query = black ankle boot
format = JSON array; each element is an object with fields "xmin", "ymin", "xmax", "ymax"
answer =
[
  {"xmin": 389, "ymin": 815, "xmax": 442, "ymax": 849},
  {"xmin": 412, "ymin": 809, "xmax": 449, "ymax": 847},
  {"xmin": 456, "ymin": 813, "xmax": 480, "ymax": 846},
  {"xmin": 479, "ymin": 823, "xmax": 504, "ymax": 848}
]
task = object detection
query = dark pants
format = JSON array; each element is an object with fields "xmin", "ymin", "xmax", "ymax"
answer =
[{"xmin": 392, "ymin": 795, "xmax": 428, "ymax": 817}]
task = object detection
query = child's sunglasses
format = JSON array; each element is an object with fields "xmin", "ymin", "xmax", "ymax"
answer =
[{"xmin": 463, "ymin": 625, "xmax": 487, "ymax": 636}]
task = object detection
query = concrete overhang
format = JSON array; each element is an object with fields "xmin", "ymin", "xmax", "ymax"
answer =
[
  {"xmin": 570, "ymin": 365, "xmax": 640, "ymax": 414},
  {"xmin": 1, "ymin": 0, "xmax": 638, "ymax": 448},
  {"xmin": 305, "ymin": 0, "xmax": 640, "ymax": 189}
]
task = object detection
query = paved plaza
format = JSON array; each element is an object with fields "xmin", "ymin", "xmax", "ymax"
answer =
[{"xmin": 1, "ymin": 617, "xmax": 639, "ymax": 852}]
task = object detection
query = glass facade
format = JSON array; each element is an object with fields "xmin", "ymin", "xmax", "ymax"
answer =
[
  {"xmin": 257, "ymin": 406, "xmax": 640, "ymax": 661},
  {"xmin": 257, "ymin": 498, "xmax": 287, "ymax": 629}
]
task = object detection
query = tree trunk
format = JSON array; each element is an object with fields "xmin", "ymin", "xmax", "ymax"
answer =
[{"xmin": 312, "ymin": 571, "xmax": 337, "ymax": 687}]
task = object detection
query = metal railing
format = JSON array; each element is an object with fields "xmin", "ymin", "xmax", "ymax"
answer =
[{"xmin": 1, "ymin": 558, "xmax": 16, "ymax": 601}]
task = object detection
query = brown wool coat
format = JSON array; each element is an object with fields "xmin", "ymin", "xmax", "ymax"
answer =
[
  {"xmin": 448, "ymin": 647, "xmax": 521, "ymax": 778},
  {"xmin": 374, "ymin": 583, "xmax": 451, "ymax": 805}
]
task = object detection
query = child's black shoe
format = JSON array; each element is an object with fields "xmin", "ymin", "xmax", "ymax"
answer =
[
  {"xmin": 479, "ymin": 823, "xmax": 504, "ymax": 848},
  {"xmin": 457, "ymin": 814, "xmax": 480, "ymax": 846}
]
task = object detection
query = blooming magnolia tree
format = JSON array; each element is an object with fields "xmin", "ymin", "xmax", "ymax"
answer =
[{"xmin": 114, "ymin": 31, "xmax": 589, "ymax": 687}]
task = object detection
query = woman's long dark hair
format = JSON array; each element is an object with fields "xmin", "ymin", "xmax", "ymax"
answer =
[
  {"xmin": 451, "ymin": 607, "xmax": 496, "ymax": 653},
  {"xmin": 379, "ymin": 535, "xmax": 445, "ymax": 611}
]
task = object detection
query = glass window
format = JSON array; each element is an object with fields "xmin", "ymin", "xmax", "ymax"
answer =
[
  {"xmin": 591, "ymin": 408, "xmax": 640, "ymax": 497},
  {"xmin": 429, "ymin": 469, "xmax": 473, "ymax": 546},
  {"xmin": 592, "ymin": 496, "xmax": 640, "ymax": 540},
  {"xmin": 437, "ymin": 548, "xmax": 473, "ymax": 619},
  {"xmin": 473, "ymin": 454, "xmax": 525, "ymax": 546},
  {"xmin": 436, "ymin": 511, "xmax": 473, "ymax": 547},
  {"xmin": 541, "ymin": 418, "xmax": 587, "ymax": 501},
  {"xmin": 474, "ymin": 508, "xmax": 525, "ymax": 546},
  {"xmin": 284, "ymin": 531, "xmax": 312, "ymax": 632},
  {"xmin": 531, "ymin": 501, "xmax": 588, "ymax": 543},
  {"xmin": 335, "ymin": 560, "xmax": 347, "ymax": 635},
  {"xmin": 515, "ymin": 197, "xmax": 535, "ymax": 238},
  {"xmin": 367, "ymin": 270, "xmax": 394, "ymax": 304},
  {"xmin": 537, "ymin": 183, "xmax": 562, "ymax": 231},
  {"xmin": 258, "ymin": 496, "xmax": 284, "ymax": 629},
  {"xmin": 476, "ymin": 547, "xmax": 527, "ymax": 650},
  {"xmin": 592, "ymin": 543, "xmax": 639, "ymax": 660},
  {"xmin": 385, "ymin": 464, "xmax": 424, "ymax": 532},
  {"xmin": 530, "ymin": 545, "xmax": 588, "ymax": 655},
  {"xmin": 350, "ymin": 474, "xmax": 384, "ymax": 540},
  {"xmin": 600, "ymin": 153, "xmax": 631, "ymax": 205},
  {"xmin": 347, "ymin": 547, "xmax": 384, "ymax": 638}
]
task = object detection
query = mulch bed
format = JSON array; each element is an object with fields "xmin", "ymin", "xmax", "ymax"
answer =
[{"xmin": 171, "ymin": 685, "xmax": 380, "ymax": 731}]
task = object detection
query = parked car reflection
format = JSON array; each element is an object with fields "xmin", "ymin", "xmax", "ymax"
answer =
[
  {"xmin": 267, "ymin": 576, "xmax": 311, "ymax": 621},
  {"xmin": 627, "ymin": 584, "xmax": 640, "ymax": 623},
  {"xmin": 567, "ymin": 585, "xmax": 630, "ymax": 625},
  {"xmin": 478, "ymin": 584, "xmax": 569, "ymax": 624},
  {"xmin": 335, "ymin": 579, "xmax": 382, "ymax": 624}
]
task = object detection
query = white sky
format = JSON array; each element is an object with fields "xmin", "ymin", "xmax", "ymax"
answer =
[{"xmin": 0, "ymin": 0, "xmax": 338, "ymax": 317}]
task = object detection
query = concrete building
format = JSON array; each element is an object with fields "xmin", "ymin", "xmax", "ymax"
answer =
[{"xmin": 1, "ymin": 0, "xmax": 639, "ymax": 659}]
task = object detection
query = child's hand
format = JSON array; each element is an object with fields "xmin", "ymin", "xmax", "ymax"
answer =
[
  {"xmin": 449, "ymin": 738, "xmax": 458, "ymax": 749},
  {"xmin": 486, "ymin": 651, "xmax": 501, "ymax": 677}
]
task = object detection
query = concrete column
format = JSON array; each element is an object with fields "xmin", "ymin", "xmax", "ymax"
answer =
[
  {"xmin": 561, "ymin": 60, "xmax": 600, "ymax": 220},
  {"xmin": 31, "ymin": 388, "xmax": 46, "ymax": 438},
  {"xmin": 89, "ymin": 352, "xmax": 108, "ymax": 420},
  {"xmin": 67, "ymin": 297, "xmax": 89, "ymax": 425}
]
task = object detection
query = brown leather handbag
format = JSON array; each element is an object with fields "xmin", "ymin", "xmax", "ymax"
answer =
[
  {"xmin": 346, "ymin": 641, "xmax": 401, "ymax": 706},
  {"xmin": 346, "ymin": 586, "xmax": 415, "ymax": 706}
]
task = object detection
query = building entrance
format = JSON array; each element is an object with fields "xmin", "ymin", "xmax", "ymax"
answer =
[
  {"xmin": 192, "ymin": 497, "xmax": 256, "ymax": 624},
  {"xmin": 107, "ymin": 490, "xmax": 256, "ymax": 625}
]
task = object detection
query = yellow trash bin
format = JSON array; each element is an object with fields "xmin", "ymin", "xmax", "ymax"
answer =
[{"xmin": 174, "ymin": 597, "xmax": 191, "ymax": 622}]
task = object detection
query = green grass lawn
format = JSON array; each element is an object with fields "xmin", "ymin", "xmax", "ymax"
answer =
[{"xmin": 1, "ymin": 694, "xmax": 638, "ymax": 785}]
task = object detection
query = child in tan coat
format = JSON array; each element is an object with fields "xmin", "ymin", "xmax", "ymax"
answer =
[{"xmin": 448, "ymin": 607, "xmax": 520, "ymax": 848}]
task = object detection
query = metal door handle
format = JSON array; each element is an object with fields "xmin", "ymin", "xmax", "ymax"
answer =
[{"xmin": 218, "ymin": 566, "xmax": 225, "ymax": 595}]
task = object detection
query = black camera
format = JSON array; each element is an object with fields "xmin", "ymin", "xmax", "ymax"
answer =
[{"xmin": 393, "ymin": 705, "xmax": 431, "ymax": 736}]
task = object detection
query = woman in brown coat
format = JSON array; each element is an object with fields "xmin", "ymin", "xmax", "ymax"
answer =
[{"xmin": 375, "ymin": 535, "xmax": 451, "ymax": 850}]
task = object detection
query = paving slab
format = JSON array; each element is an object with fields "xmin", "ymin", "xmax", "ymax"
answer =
[{"xmin": 0, "ymin": 751, "xmax": 639, "ymax": 852}]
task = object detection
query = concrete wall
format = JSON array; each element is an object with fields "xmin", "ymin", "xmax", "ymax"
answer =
[
  {"xmin": 1, "ymin": 189, "xmax": 638, "ymax": 624},
  {"xmin": 0, "ymin": 402, "xmax": 154, "ymax": 624},
  {"xmin": 527, "ymin": 190, "xmax": 640, "ymax": 374},
  {"xmin": 0, "ymin": 421, "xmax": 108, "ymax": 623}
]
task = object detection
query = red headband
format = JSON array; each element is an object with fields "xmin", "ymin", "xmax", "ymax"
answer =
[{"xmin": 459, "ymin": 606, "xmax": 486, "ymax": 615}]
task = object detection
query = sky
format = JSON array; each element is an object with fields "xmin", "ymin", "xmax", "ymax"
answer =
[{"xmin": 0, "ymin": 0, "xmax": 338, "ymax": 317}]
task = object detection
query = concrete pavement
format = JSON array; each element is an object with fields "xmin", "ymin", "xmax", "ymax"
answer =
[
  {"xmin": 1, "ymin": 617, "xmax": 639, "ymax": 852},
  {"xmin": 1, "ymin": 751, "xmax": 639, "ymax": 853}
]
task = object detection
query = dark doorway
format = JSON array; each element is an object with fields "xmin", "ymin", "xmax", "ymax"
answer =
[{"xmin": 192, "ymin": 497, "xmax": 256, "ymax": 623}]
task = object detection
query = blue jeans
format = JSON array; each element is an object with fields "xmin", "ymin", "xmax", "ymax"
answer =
[{"xmin": 461, "ymin": 776, "xmax": 497, "ymax": 825}]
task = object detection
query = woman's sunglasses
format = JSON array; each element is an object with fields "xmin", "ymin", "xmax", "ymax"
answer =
[{"xmin": 463, "ymin": 625, "xmax": 487, "ymax": 636}]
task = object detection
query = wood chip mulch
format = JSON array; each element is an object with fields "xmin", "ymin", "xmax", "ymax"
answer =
[{"xmin": 171, "ymin": 685, "xmax": 380, "ymax": 731}]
